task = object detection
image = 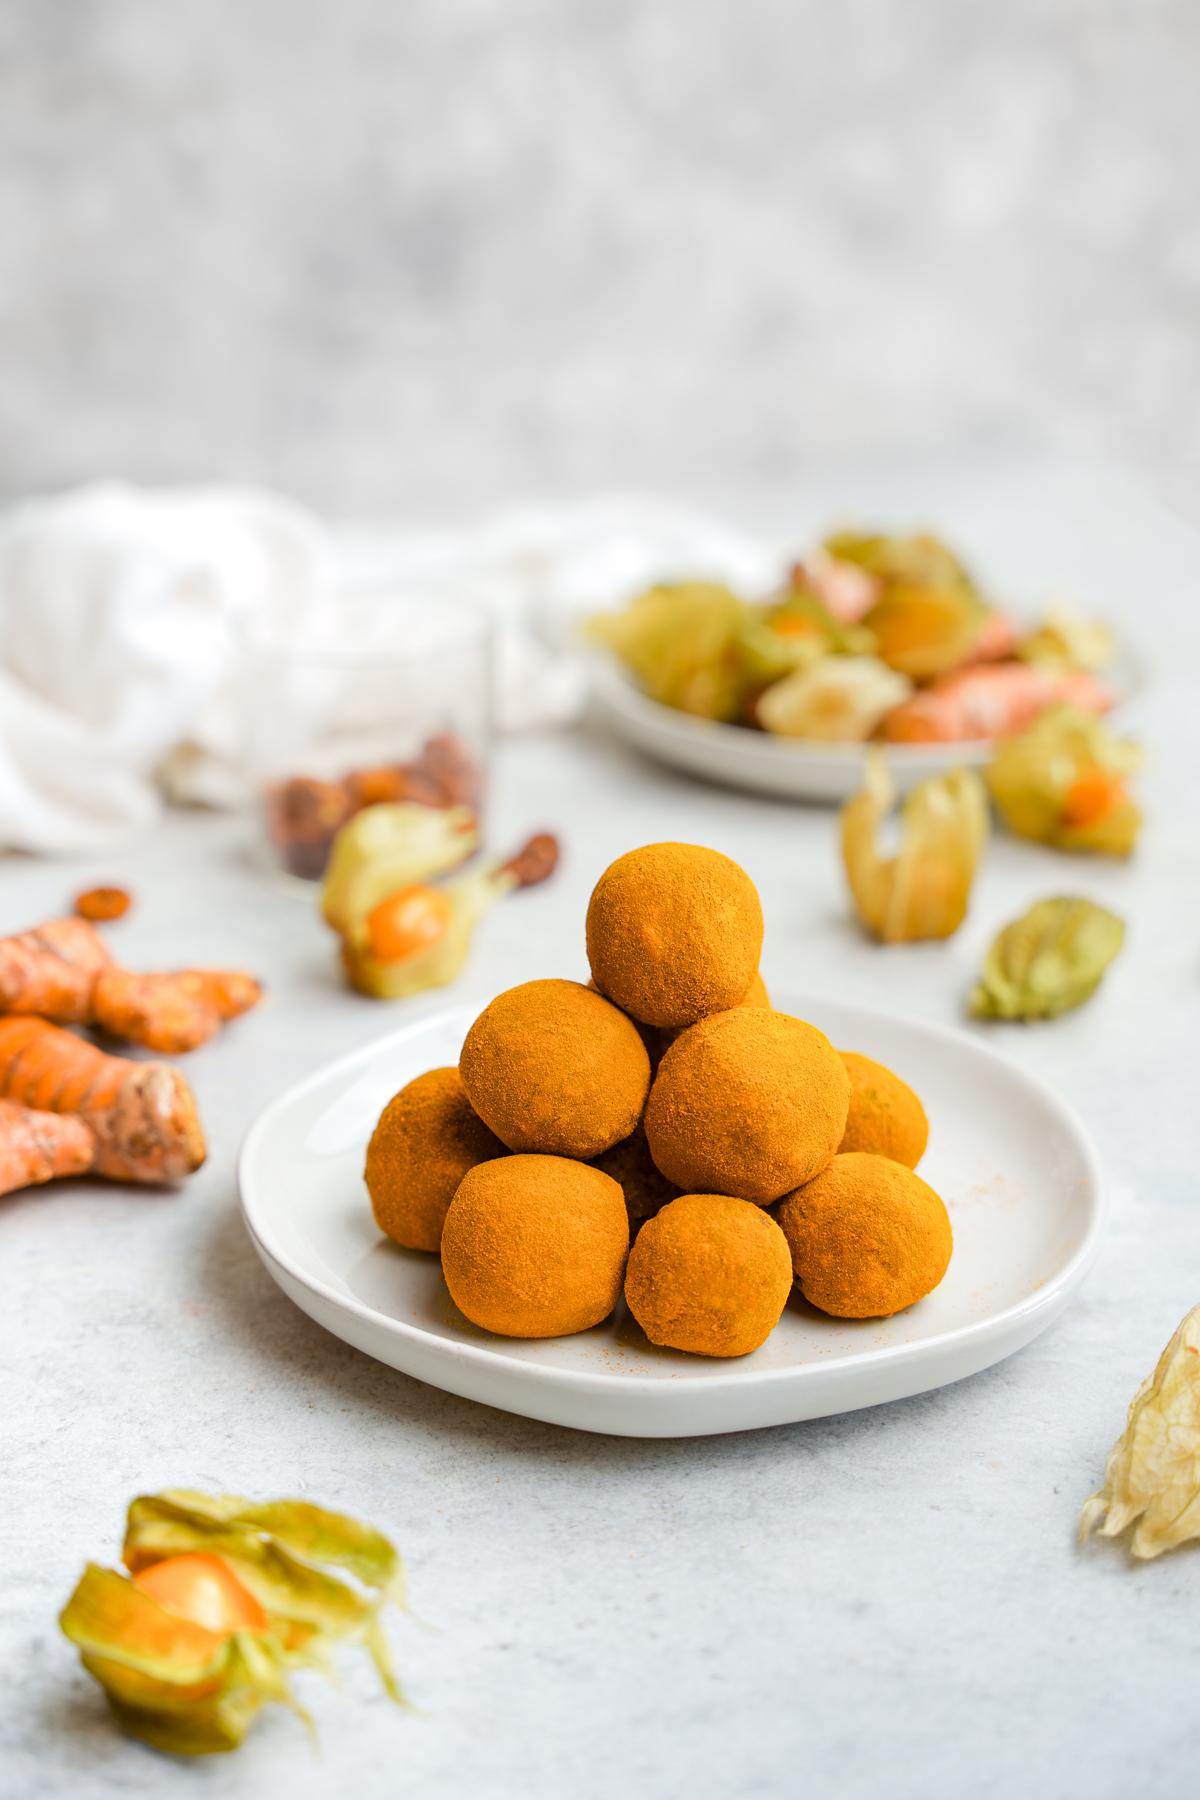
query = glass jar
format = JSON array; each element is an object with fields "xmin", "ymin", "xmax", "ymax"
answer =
[{"xmin": 240, "ymin": 580, "xmax": 492, "ymax": 881}]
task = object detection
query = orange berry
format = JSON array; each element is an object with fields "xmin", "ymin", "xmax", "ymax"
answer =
[
  {"xmin": 133, "ymin": 1553, "xmax": 267, "ymax": 1636},
  {"xmin": 366, "ymin": 885, "xmax": 453, "ymax": 963},
  {"xmin": 1062, "ymin": 767, "xmax": 1123, "ymax": 828}
]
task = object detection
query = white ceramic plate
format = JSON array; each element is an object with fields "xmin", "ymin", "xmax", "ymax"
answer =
[
  {"xmin": 239, "ymin": 995, "xmax": 1104, "ymax": 1439},
  {"xmin": 590, "ymin": 652, "xmax": 1143, "ymax": 803}
]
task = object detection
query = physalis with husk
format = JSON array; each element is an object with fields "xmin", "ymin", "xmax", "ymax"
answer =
[
  {"xmin": 986, "ymin": 706, "xmax": 1142, "ymax": 857},
  {"xmin": 841, "ymin": 751, "xmax": 989, "ymax": 943},
  {"xmin": 59, "ymin": 1489, "xmax": 407, "ymax": 1755},
  {"xmin": 1080, "ymin": 1305, "xmax": 1200, "ymax": 1560},
  {"xmin": 969, "ymin": 896, "xmax": 1124, "ymax": 1022},
  {"xmin": 322, "ymin": 802, "xmax": 559, "ymax": 1000}
]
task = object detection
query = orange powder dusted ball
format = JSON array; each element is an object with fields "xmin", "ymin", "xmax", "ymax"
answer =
[
  {"xmin": 440, "ymin": 1154, "xmax": 629, "ymax": 1338},
  {"xmin": 460, "ymin": 979, "xmax": 651, "ymax": 1158},
  {"xmin": 776, "ymin": 1151, "xmax": 952, "ymax": 1318},
  {"xmin": 365, "ymin": 1067, "xmax": 505, "ymax": 1252},
  {"xmin": 839, "ymin": 1051, "xmax": 929, "ymax": 1168},
  {"xmin": 624, "ymin": 1193, "xmax": 793, "ymax": 1357},
  {"xmin": 592, "ymin": 1124, "xmax": 679, "ymax": 1232},
  {"xmin": 586, "ymin": 843, "xmax": 764, "ymax": 1029},
  {"xmin": 645, "ymin": 1008, "xmax": 850, "ymax": 1205}
]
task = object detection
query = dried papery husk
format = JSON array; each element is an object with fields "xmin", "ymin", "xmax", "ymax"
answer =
[
  {"xmin": 60, "ymin": 1489, "xmax": 406, "ymax": 1755},
  {"xmin": 1079, "ymin": 1306, "xmax": 1200, "ymax": 1559},
  {"xmin": 841, "ymin": 752, "xmax": 989, "ymax": 943},
  {"xmin": 969, "ymin": 897, "xmax": 1124, "ymax": 1021}
]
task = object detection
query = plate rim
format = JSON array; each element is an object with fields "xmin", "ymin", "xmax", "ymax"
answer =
[{"xmin": 238, "ymin": 994, "xmax": 1107, "ymax": 1399}]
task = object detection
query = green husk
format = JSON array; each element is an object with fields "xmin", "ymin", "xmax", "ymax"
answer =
[
  {"xmin": 60, "ymin": 1490, "xmax": 407, "ymax": 1756},
  {"xmin": 969, "ymin": 897, "xmax": 1125, "ymax": 1021}
]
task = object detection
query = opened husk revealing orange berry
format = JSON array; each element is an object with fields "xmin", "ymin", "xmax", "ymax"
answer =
[{"xmin": 59, "ymin": 1489, "xmax": 406, "ymax": 1756}]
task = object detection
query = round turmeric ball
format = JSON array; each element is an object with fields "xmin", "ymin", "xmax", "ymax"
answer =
[
  {"xmin": 586, "ymin": 843, "xmax": 764, "ymax": 1029},
  {"xmin": 776, "ymin": 1152, "xmax": 953, "ymax": 1318},
  {"xmin": 365, "ymin": 1067, "xmax": 505, "ymax": 1252},
  {"xmin": 624, "ymin": 1193, "xmax": 793, "ymax": 1357},
  {"xmin": 460, "ymin": 979, "xmax": 651, "ymax": 1158},
  {"xmin": 592, "ymin": 1124, "xmax": 679, "ymax": 1232},
  {"xmin": 839, "ymin": 1051, "xmax": 929, "ymax": 1168},
  {"xmin": 645, "ymin": 1008, "xmax": 850, "ymax": 1205},
  {"xmin": 440, "ymin": 1154, "xmax": 629, "ymax": 1338}
]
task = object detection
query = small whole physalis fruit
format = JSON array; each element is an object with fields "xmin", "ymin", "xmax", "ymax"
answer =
[
  {"xmin": 1079, "ymin": 1304, "xmax": 1200, "ymax": 1559},
  {"xmin": 460, "ymin": 978, "xmax": 650, "ymax": 1158},
  {"xmin": 59, "ymin": 1489, "xmax": 407, "ymax": 1757},
  {"xmin": 838, "ymin": 1050, "xmax": 928, "ymax": 1169},
  {"xmin": 366, "ymin": 885, "xmax": 454, "ymax": 963},
  {"xmin": 440, "ymin": 1154, "xmax": 629, "ymax": 1338},
  {"xmin": 644, "ymin": 1008, "xmax": 850, "ymax": 1205},
  {"xmin": 74, "ymin": 885, "xmax": 132, "ymax": 922},
  {"xmin": 586, "ymin": 842, "xmax": 764, "ymax": 1030},
  {"xmin": 776, "ymin": 1152, "xmax": 952, "ymax": 1318},
  {"xmin": 366, "ymin": 1066, "xmax": 505, "ymax": 1252},
  {"xmin": 624, "ymin": 1192, "xmax": 793, "ymax": 1357}
]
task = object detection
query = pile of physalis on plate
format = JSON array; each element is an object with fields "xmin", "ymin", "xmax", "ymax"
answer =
[
  {"xmin": 365, "ymin": 843, "xmax": 952, "ymax": 1358},
  {"xmin": 589, "ymin": 529, "xmax": 1120, "ymax": 746}
]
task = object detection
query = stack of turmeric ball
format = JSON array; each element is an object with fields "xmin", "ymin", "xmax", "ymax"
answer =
[{"xmin": 365, "ymin": 843, "xmax": 953, "ymax": 1358}]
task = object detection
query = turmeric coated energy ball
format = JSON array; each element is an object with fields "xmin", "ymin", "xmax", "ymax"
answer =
[
  {"xmin": 645, "ymin": 1008, "xmax": 850, "ymax": 1205},
  {"xmin": 460, "ymin": 978, "xmax": 651, "ymax": 1158},
  {"xmin": 624, "ymin": 1193, "xmax": 793, "ymax": 1357},
  {"xmin": 592, "ymin": 1124, "xmax": 679, "ymax": 1232},
  {"xmin": 586, "ymin": 843, "xmax": 764, "ymax": 1029},
  {"xmin": 839, "ymin": 1051, "xmax": 929, "ymax": 1168},
  {"xmin": 365, "ymin": 1067, "xmax": 505, "ymax": 1253},
  {"xmin": 440, "ymin": 1154, "xmax": 629, "ymax": 1338},
  {"xmin": 776, "ymin": 1151, "xmax": 952, "ymax": 1318}
]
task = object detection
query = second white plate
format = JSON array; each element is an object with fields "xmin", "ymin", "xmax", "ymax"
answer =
[
  {"xmin": 239, "ymin": 996, "xmax": 1104, "ymax": 1438},
  {"xmin": 590, "ymin": 654, "xmax": 1143, "ymax": 802}
]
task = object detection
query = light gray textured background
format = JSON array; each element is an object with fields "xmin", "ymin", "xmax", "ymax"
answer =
[{"xmin": 1, "ymin": 0, "xmax": 1197, "ymax": 514}]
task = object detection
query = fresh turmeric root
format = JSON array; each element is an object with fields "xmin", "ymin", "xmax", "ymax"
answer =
[
  {"xmin": 0, "ymin": 1099, "xmax": 95, "ymax": 1196},
  {"xmin": 0, "ymin": 1019, "xmax": 206, "ymax": 1183},
  {"xmin": 0, "ymin": 918, "xmax": 261, "ymax": 1054}
]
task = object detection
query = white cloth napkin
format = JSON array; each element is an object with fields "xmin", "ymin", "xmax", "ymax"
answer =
[{"xmin": 0, "ymin": 484, "xmax": 774, "ymax": 855}]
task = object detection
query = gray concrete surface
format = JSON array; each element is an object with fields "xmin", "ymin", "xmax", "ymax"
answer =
[{"xmin": 1, "ymin": 1, "xmax": 1197, "ymax": 513}]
